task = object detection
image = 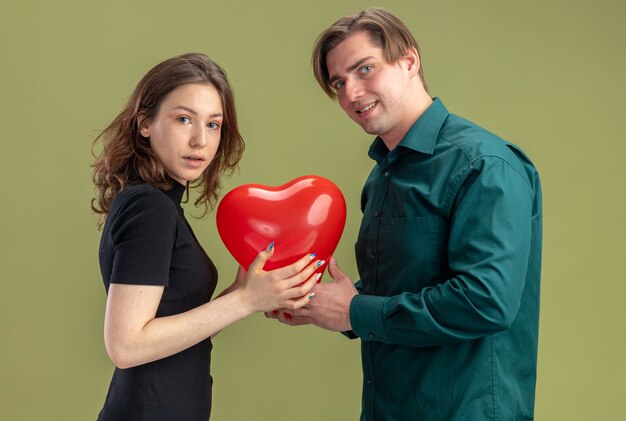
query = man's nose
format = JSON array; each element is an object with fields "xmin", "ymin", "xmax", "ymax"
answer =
[{"xmin": 345, "ymin": 80, "xmax": 364, "ymax": 102}]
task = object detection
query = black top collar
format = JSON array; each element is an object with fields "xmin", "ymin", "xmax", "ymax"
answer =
[{"xmin": 163, "ymin": 181, "xmax": 186, "ymax": 205}]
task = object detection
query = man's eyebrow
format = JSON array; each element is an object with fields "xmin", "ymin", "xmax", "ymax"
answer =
[
  {"xmin": 172, "ymin": 106, "xmax": 222, "ymax": 118},
  {"xmin": 328, "ymin": 56, "xmax": 375, "ymax": 85}
]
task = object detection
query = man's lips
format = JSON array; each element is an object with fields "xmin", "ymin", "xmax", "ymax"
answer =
[{"xmin": 356, "ymin": 101, "xmax": 378, "ymax": 114}]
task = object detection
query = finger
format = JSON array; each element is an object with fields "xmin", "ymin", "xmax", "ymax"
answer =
[
  {"xmin": 328, "ymin": 256, "xmax": 348, "ymax": 282},
  {"xmin": 286, "ymin": 293, "xmax": 315, "ymax": 311},
  {"xmin": 270, "ymin": 252, "xmax": 319, "ymax": 279},
  {"xmin": 277, "ymin": 310, "xmax": 313, "ymax": 326},
  {"xmin": 297, "ymin": 273, "xmax": 321, "ymax": 297},
  {"xmin": 264, "ymin": 310, "xmax": 279, "ymax": 319},
  {"xmin": 277, "ymin": 310, "xmax": 292, "ymax": 324},
  {"xmin": 283, "ymin": 259, "xmax": 325, "ymax": 289},
  {"xmin": 247, "ymin": 242, "xmax": 275, "ymax": 273},
  {"xmin": 283, "ymin": 305, "xmax": 315, "ymax": 318},
  {"xmin": 285, "ymin": 315, "xmax": 314, "ymax": 326},
  {"xmin": 283, "ymin": 289, "xmax": 318, "ymax": 310},
  {"xmin": 283, "ymin": 272, "xmax": 321, "ymax": 300}
]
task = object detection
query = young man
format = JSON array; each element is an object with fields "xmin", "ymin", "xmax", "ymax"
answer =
[{"xmin": 269, "ymin": 8, "xmax": 542, "ymax": 420}]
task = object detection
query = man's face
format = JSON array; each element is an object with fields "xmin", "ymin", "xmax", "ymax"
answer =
[{"xmin": 326, "ymin": 31, "xmax": 413, "ymax": 143}]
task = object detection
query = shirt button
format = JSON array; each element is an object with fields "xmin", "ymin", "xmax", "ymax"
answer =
[
  {"xmin": 368, "ymin": 332, "xmax": 375, "ymax": 339},
  {"xmin": 384, "ymin": 171, "xmax": 390, "ymax": 177},
  {"xmin": 374, "ymin": 211, "xmax": 380, "ymax": 217},
  {"xmin": 370, "ymin": 253, "xmax": 376, "ymax": 259},
  {"xmin": 367, "ymin": 379, "xmax": 373, "ymax": 385}
]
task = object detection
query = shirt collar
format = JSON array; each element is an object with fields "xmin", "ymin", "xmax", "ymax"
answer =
[
  {"xmin": 368, "ymin": 97, "xmax": 449, "ymax": 163},
  {"xmin": 128, "ymin": 171, "xmax": 187, "ymax": 205}
]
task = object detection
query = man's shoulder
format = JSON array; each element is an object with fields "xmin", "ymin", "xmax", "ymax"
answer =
[
  {"xmin": 438, "ymin": 114, "xmax": 534, "ymax": 175},
  {"xmin": 439, "ymin": 114, "xmax": 508, "ymax": 158}
]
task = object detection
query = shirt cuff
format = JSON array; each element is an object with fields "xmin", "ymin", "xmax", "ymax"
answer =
[
  {"xmin": 340, "ymin": 330, "xmax": 358, "ymax": 339},
  {"xmin": 350, "ymin": 294, "xmax": 389, "ymax": 343}
]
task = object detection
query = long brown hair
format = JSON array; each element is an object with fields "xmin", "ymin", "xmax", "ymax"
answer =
[
  {"xmin": 91, "ymin": 53, "xmax": 244, "ymax": 225},
  {"xmin": 312, "ymin": 8, "xmax": 428, "ymax": 98}
]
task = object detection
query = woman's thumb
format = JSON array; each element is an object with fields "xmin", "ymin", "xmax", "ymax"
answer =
[{"xmin": 248, "ymin": 242, "xmax": 275, "ymax": 273}]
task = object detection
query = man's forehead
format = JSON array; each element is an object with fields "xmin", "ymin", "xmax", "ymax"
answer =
[{"xmin": 327, "ymin": 32, "xmax": 383, "ymax": 73}]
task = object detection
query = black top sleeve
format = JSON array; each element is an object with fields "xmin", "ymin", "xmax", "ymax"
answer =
[{"xmin": 108, "ymin": 187, "xmax": 178, "ymax": 286}]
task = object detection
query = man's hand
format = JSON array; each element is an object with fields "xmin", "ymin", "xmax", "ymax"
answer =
[
  {"xmin": 266, "ymin": 257, "xmax": 358, "ymax": 332},
  {"xmin": 264, "ymin": 308, "xmax": 314, "ymax": 326}
]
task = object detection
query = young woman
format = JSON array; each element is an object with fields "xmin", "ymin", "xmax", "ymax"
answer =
[{"xmin": 91, "ymin": 53, "xmax": 320, "ymax": 420}]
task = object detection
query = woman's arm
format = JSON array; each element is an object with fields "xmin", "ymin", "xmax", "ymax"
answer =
[
  {"xmin": 104, "ymin": 246, "xmax": 321, "ymax": 368},
  {"xmin": 214, "ymin": 265, "xmax": 247, "ymax": 300}
]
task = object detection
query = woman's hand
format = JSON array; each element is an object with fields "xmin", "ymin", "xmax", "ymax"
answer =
[{"xmin": 238, "ymin": 243, "xmax": 322, "ymax": 313}]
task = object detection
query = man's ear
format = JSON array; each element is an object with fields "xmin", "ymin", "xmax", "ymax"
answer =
[
  {"xmin": 138, "ymin": 114, "xmax": 150, "ymax": 138},
  {"xmin": 401, "ymin": 47, "xmax": 421, "ymax": 78}
]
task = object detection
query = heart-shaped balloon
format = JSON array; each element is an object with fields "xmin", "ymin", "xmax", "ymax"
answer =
[{"xmin": 216, "ymin": 175, "xmax": 346, "ymax": 278}]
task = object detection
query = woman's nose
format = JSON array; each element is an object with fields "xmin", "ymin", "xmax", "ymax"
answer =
[{"xmin": 190, "ymin": 126, "xmax": 207, "ymax": 147}]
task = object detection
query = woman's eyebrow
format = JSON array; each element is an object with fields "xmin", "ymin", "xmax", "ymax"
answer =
[{"xmin": 172, "ymin": 106, "xmax": 223, "ymax": 118}]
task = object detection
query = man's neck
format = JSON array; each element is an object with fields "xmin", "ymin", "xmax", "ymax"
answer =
[{"xmin": 380, "ymin": 91, "xmax": 433, "ymax": 151}]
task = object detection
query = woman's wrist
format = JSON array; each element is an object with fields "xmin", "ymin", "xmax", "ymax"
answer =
[{"xmin": 227, "ymin": 287, "xmax": 257, "ymax": 317}]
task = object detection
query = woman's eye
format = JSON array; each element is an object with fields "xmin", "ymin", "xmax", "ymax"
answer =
[
  {"xmin": 208, "ymin": 122, "xmax": 220, "ymax": 130},
  {"xmin": 177, "ymin": 116, "xmax": 191, "ymax": 124},
  {"xmin": 334, "ymin": 81, "xmax": 345, "ymax": 90}
]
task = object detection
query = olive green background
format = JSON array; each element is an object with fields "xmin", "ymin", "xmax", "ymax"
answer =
[{"xmin": 1, "ymin": 0, "xmax": 624, "ymax": 419}]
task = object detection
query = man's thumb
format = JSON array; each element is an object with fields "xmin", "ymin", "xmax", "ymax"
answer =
[{"xmin": 328, "ymin": 256, "xmax": 346, "ymax": 282}]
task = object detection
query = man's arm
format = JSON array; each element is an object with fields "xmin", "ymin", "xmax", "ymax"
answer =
[{"xmin": 285, "ymin": 156, "xmax": 536, "ymax": 346}]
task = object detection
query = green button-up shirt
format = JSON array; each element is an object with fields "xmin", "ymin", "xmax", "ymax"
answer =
[{"xmin": 349, "ymin": 98, "xmax": 542, "ymax": 420}]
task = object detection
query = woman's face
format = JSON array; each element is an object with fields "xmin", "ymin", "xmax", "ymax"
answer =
[{"xmin": 140, "ymin": 83, "xmax": 223, "ymax": 185}]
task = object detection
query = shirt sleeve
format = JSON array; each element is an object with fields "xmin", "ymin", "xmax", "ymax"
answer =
[
  {"xmin": 350, "ymin": 156, "xmax": 534, "ymax": 347},
  {"xmin": 108, "ymin": 189, "xmax": 178, "ymax": 286},
  {"xmin": 340, "ymin": 280, "xmax": 363, "ymax": 339}
]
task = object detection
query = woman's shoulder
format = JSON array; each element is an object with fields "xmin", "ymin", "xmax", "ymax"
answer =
[
  {"xmin": 116, "ymin": 182, "xmax": 165, "ymax": 201},
  {"xmin": 109, "ymin": 183, "xmax": 177, "ymax": 221},
  {"xmin": 116, "ymin": 182, "xmax": 174, "ymax": 204}
]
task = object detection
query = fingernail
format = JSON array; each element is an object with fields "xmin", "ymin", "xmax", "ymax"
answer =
[
  {"xmin": 266, "ymin": 242, "xmax": 275, "ymax": 252},
  {"xmin": 308, "ymin": 293, "xmax": 316, "ymax": 299},
  {"xmin": 317, "ymin": 260, "xmax": 325, "ymax": 267},
  {"xmin": 315, "ymin": 273, "xmax": 322, "ymax": 281},
  {"xmin": 309, "ymin": 253, "xmax": 317, "ymax": 260}
]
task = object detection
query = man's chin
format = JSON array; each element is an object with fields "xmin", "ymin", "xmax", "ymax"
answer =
[
  {"xmin": 350, "ymin": 115, "xmax": 384, "ymax": 136},
  {"xmin": 361, "ymin": 124, "xmax": 382, "ymax": 136}
]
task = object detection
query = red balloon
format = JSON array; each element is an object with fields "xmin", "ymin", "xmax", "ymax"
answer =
[{"xmin": 216, "ymin": 175, "xmax": 346, "ymax": 278}]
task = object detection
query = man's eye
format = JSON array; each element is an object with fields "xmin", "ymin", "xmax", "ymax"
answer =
[
  {"xmin": 361, "ymin": 65, "xmax": 373, "ymax": 74},
  {"xmin": 178, "ymin": 116, "xmax": 190, "ymax": 124}
]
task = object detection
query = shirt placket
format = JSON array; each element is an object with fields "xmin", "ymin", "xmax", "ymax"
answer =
[{"xmin": 363, "ymin": 159, "xmax": 393, "ymax": 419}]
